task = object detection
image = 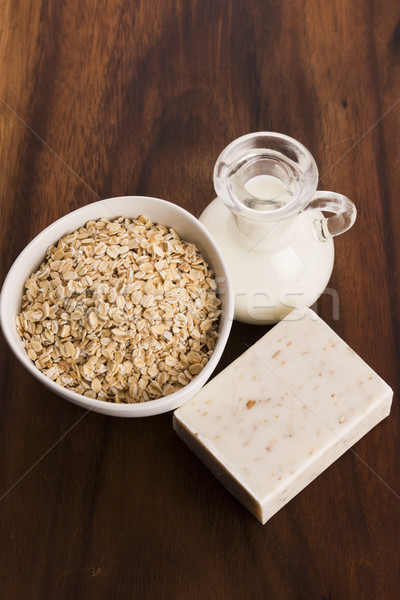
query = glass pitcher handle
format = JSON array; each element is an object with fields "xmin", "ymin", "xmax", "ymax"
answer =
[{"xmin": 305, "ymin": 191, "xmax": 357, "ymax": 241}]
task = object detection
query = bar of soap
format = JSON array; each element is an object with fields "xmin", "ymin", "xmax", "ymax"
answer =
[{"xmin": 173, "ymin": 308, "xmax": 393, "ymax": 524}]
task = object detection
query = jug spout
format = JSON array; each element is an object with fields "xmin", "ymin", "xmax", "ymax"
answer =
[{"xmin": 213, "ymin": 131, "xmax": 318, "ymax": 224}]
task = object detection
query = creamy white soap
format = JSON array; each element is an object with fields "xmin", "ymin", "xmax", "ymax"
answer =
[{"xmin": 173, "ymin": 308, "xmax": 393, "ymax": 524}]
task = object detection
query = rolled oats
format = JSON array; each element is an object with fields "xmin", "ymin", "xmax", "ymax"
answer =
[{"xmin": 16, "ymin": 216, "xmax": 221, "ymax": 403}]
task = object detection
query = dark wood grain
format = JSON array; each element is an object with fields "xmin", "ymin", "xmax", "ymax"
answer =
[{"xmin": 1, "ymin": 1, "xmax": 399, "ymax": 598}]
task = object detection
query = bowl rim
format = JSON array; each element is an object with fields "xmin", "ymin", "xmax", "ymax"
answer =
[{"xmin": 0, "ymin": 195, "xmax": 234, "ymax": 417}]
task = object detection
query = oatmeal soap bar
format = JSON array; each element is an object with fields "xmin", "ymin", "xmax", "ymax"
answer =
[{"xmin": 173, "ymin": 308, "xmax": 393, "ymax": 524}]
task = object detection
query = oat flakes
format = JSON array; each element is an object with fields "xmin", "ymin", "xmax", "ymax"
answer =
[{"xmin": 16, "ymin": 216, "xmax": 221, "ymax": 403}]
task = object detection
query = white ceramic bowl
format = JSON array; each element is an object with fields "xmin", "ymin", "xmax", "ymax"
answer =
[{"xmin": 0, "ymin": 196, "xmax": 234, "ymax": 417}]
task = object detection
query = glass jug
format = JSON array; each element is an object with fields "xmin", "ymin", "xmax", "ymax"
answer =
[{"xmin": 199, "ymin": 132, "xmax": 357, "ymax": 324}]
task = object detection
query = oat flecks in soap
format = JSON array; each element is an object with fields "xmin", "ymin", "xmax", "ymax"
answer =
[{"xmin": 173, "ymin": 308, "xmax": 393, "ymax": 524}]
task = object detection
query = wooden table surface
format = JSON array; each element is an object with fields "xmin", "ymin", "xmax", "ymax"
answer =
[{"xmin": 1, "ymin": 1, "xmax": 399, "ymax": 598}]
